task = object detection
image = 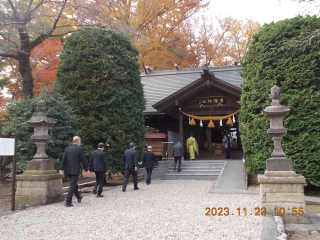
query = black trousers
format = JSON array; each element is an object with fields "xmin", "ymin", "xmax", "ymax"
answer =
[
  {"xmin": 66, "ymin": 175, "xmax": 81, "ymax": 204},
  {"xmin": 146, "ymin": 168, "xmax": 153, "ymax": 184},
  {"xmin": 122, "ymin": 168, "xmax": 138, "ymax": 190},
  {"xmin": 94, "ymin": 171, "xmax": 105, "ymax": 195},
  {"xmin": 225, "ymin": 147, "xmax": 231, "ymax": 159},
  {"xmin": 174, "ymin": 156, "xmax": 182, "ymax": 170}
]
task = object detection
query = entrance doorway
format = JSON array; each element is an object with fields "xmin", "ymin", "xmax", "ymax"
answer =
[
  {"xmin": 198, "ymin": 123, "xmax": 242, "ymax": 159},
  {"xmin": 204, "ymin": 126, "xmax": 229, "ymax": 154}
]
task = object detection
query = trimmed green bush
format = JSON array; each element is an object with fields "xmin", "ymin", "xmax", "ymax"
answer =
[
  {"xmin": 56, "ymin": 29, "xmax": 146, "ymax": 172},
  {"xmin": 240, "ymin": 15, "xmax": 320, "ymax": 186}
]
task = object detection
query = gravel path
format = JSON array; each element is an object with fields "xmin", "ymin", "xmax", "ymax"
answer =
[{"xmin": 0, "ymin": 180, "xmax": 263, "ymax": 240}]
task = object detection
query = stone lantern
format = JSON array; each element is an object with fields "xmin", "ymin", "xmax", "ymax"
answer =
[
  {"xmin": 258, "ymin": 85, "xmax": 311, "ymax": 224},
  {"xmin": 15, "ymin": 100, "xmax": 64, "ymax": 209},
  {"xmin": 263, "ymin": 85, "xmax": 292, "ymax": 171}
]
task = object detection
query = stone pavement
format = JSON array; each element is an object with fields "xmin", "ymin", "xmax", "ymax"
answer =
[
  {"xmin": 0, "ymin": 180, "xmax": 263, "ymax": 240},
  {"xmin": 1, "ymin": 159, "xmax": 320, "ymax": 239},
  {"xmin": 210, "ymin": 159, "xmax": 320, "ymax": 239}
]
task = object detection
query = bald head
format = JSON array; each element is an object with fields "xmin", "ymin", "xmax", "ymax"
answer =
[{"xmin": 73, "ymin": 136, "xmax": 81, "ymax": 146}]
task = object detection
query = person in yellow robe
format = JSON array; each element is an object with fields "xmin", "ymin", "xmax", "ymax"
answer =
[{"xmin": 186, "ymin": 132, "xmax": 198, "ymax": 160}]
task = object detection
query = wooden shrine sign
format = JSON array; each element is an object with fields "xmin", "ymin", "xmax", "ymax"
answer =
[{"xmin": 195, "ymin": 96, "xmax": 226, "ymax": 106}]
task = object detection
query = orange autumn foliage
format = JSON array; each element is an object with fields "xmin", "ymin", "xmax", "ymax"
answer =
[{"xmin": 30, "ymin": 40, "xmax": 62, "ymax": 97}]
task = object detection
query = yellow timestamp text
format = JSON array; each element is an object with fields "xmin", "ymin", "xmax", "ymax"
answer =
[
  {"xmin": 205, "ymin": 207, "xmax": 266, "ymax": 216},
  {"xmin": 205, "ymin": 207, "xmax": 304, "ymax": 216}
]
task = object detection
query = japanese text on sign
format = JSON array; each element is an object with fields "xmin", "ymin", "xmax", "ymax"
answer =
[{"xmin": 195, "ymin": 96, "xmax": 226, "ymax": 106}]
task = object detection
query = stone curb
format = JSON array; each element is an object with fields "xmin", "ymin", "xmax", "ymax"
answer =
[{"xmin": 261, "ymin": 214, "xmax": 286, "ymax": 240}]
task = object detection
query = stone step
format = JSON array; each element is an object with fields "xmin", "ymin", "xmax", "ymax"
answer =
[
  {"xmin": 167, "ymin": 165, "xmax": 224, "ymax": 169},
  {"xmin": 159, "ymin": 160, "xmax": 225, "ymax": 164},
  {"xmin": 162, "ymin": 173, "xmax": 219, "ymax": 180},
  {"xmin": 168, "ymin": 167, "xmax": 223, "ymax": 170},
  {"xmin": 155, "ymin": 160, "xmax": 226, "ymax": 180},
  {"xmin": 166, "ymin": 170, "xmax": 221, "ymax": 174},
  {"xmin": 169, "ymin": 162, "xmax": 225, "ymax": 166}
]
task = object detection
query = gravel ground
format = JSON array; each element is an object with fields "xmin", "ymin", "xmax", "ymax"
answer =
[{"xmin": 0, "ymin": 180, "xmax": 263, "ymax": 240}]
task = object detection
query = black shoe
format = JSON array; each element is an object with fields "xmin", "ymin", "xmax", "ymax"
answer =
[
  {"xmin": 134, "ymin": 187, "xmax": 139, "ymax": 190},
  {"xmin": 122, "ymin": 188, "xmax": 126, "ymax": 192},
  {"xmin": 64, "ymin": 203, "xmax": 73, "ymax": 207},
  {"xmin": 93, "ymin": 189, "xmax": 97, "ymax": 194},
  {"xmin": 77, "ymin": 196, "xmax": 83, "ymax": 203},
  {"xmin": 147, "ymin": 182, "xmax": 150, "ymax": 185},
  {"xmin": 96, "ymin": 195, "xmax": 104, "ymax": 198},
  {"xmin": 173, "ymin": 168, "xmax": 176, "ymax": 171},
  {"xmin": 178, "ymin": 169, "xmax": 181, "ymax": 172}
]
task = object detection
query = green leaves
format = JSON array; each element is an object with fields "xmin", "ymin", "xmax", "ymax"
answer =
[
  {"xmin": 241, "ymin": 15, "xmax": 320, "ymax": 186},
  {"xmin": 56, "ymin": 29, "xmax": 146, "ymax": 173},
  {"xmin": 2, "ymin": 88, "xmax": 77, "ymax": 174}
]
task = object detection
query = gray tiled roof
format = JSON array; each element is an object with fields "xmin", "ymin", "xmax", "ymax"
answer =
[{"xmin": 141, "ymin": 65, "xmax": 243, "ymax": 113}]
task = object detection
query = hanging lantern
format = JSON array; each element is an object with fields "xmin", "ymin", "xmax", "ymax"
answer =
[
  {"xmin": 200, "ymin": 120, "xmax": 203, "ymax": 127},
  {"xmin": 232, "ymin": 115, "xmax": 235, "ymax": 123},
  {"xmin": 220, "ymin": 119, "xmax": 223, "ymax": 126},
  {"xmin": 190, "ymin": 117, "xmax": 196, "ymax": 126},
  {"xmin": 208, "ymin": 120, "xmax": 215, "ymax": 128},
  {"xmin": 227, "ymin": 117, "xmax": 233, "ymax": 125}
]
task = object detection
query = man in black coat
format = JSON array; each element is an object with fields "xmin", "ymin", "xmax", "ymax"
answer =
[
  {"xmin": 59, "ymin": 136, "xmax": 89, "ymax": 207},
  {"xmin": 143, "ymin": 146, "xmax": 156, "ymax": 185},
  {"xmin": 89, "ymin": 142, "xmax": 108, "ymax": 198},
  {"xmin": 122, "ymin": 142, "xmax": 138, "ymax": 191},
  {"xmin": 172, "ymin": 141, "xmax": 184, "ymax": 172},
  {"xmin": 222, "ymin": 133, "xmax": 232, "ymax": 160}
]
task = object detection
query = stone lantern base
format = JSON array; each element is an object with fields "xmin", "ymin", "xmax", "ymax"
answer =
[
  {"xmin": 258, "ymin": 171, "xmax": 311, "ymax": 224},
  {"xmin": 15, "ymin": 160, "xmax": 64, "ymax": 210}
]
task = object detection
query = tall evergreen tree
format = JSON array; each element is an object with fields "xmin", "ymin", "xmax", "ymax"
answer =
[
  {"xmin": 240, "ymin": 15, "xmax": 320, "ymax": 186},
  {"xmin": 56, "ymin": 29, "xmax": 146, "ymax": 172}
]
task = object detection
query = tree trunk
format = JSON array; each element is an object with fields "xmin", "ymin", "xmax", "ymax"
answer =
[{"xmin": 19, "ymin": 31, "xmax": 34, "ymax": 99}]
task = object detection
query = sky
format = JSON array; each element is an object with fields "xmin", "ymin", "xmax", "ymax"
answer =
[{"xmin": 207, "ymin": 0, "xmax": 319, "ymax": 24}]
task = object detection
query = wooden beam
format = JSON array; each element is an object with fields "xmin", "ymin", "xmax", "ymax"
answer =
[
  {"xmin": 175, "ymin": 100, "xmax": 181, "ymax": 107},
  {"xmin": 179, "ymin": 112, "xmax": 183, "ymax": 146}
]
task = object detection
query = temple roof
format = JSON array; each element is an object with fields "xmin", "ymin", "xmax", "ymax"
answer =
[{"xmin": 140, "ymin": 65, "xmax": 244, "ymax": 114}]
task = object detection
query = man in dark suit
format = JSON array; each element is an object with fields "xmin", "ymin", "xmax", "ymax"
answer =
[
  {"xmin": 59, "ymin": 136, "xmax": 88, "ymax": 207},
  {"xmin": 173, "ymin": 141, "xmax": 184, "ymax": 172},
  {"xmin": 222, "ymin": 133, "xmax": 232, "ymax": 160},
  {"xmin": 122, "ymin": 142, "xmax": 138, "ymax": 191},
  {"xmin": 89, "ymin": 142, "xmax": 108, "ymax": 198},
  {"xmin": 143, "ymin": 146, "xmax": 156, "ymax": 185}
]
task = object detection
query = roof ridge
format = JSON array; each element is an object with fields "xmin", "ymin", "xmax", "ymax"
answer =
[{"xmin": 140, "ymin": 65, "xmax": 242, "ymax": 77}]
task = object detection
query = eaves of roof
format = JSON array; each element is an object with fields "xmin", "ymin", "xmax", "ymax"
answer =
[{"xmin": 141, "ymin": 65, "xmax": 243, "ymax": 113}]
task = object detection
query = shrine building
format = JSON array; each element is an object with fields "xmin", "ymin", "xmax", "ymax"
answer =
[{"xmin": 141, "ymin": 65, "xmax": 244, "ymax": 160}]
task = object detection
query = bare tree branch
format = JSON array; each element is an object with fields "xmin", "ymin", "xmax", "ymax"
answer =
[
  {"xmin": 30, "ymin": 0, "xmax": 67, "ymax": 49},
  {"xmin": 30, "ymin": 0, "xmax": 46, "ymax": 13},
  {"xmin": 9, "ymin": 58, "xmax": 22, "ymax": 91},
  {"xmin": 24, "ymin": 0, "xmax": 34, "ymax": 21},
  {"xmin": 289, "ymin": 29, "xmax": 320, "ymax": 48},
  {"xmin": 0, "ymin": 53, "xmax": 18, "ymax": 59},
  {"xmin": 0, "ymin": 32, "xmax": 19, "ymax": 50},
  {"xmin": 7, "ymin": 0, "xmax": 19, "ymax": 19}
]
